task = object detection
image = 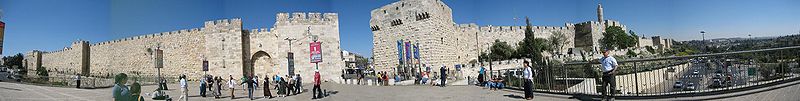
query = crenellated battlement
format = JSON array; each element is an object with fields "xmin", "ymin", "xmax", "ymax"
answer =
[
  {"xmin": 43, "ymin": 47, "xmax": 73, "ymax": 54},
  {"xmin": 479, "ymin": 26, "xmax": 524, "ymax": 32},
  {"xmin": 204, "ymin": 18, "xmax": 243, "ymax": 28},
  {"xmin": 249, "ymin": 28, "xmax": 271, "ymax": 34},
  {"xmin": 456, "ymin": 23, "xmax": 478, "ymax": 28},
  {"xmin": 275, "ymin": 12, "xmax": 338, "ymax": 26},
  {"xmin": 71, "ymin": 40, "xmax": 89, "ymax": 45},
  {"xmin": 90, "ymin": 27, "xmax": 203, "ymax": 46}
]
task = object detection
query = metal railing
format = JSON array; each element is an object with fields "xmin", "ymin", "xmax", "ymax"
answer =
[{"xmin": 488, "ymin": 46, "xmax": 800, "ymax": 97}]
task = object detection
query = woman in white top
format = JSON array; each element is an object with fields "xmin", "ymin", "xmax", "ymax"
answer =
[{"xmin": 227, "ymin": 75, "xmax": 237, "ymax": 99}]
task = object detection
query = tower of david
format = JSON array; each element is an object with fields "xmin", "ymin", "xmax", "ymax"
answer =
[{"xmin": 370, "ymin": 0, "xmax": 673, "ymax": 71}]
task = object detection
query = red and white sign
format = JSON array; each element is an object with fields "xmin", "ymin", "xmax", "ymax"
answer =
[{"xmin": 310, "ymin": 42, "xmax": 323, "ymax": 63}]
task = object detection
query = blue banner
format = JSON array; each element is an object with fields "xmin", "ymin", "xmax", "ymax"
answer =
[
  {"xmin": 405, "ymin": 42, "xmax": 411, "ymax": 61},
  {"xmin": 413, "ymin": 43, "xmax": 420, "ymax": 59},
  {"xmin": 397, "ymin": 40, "xmax": 404, "ymax": 64}
]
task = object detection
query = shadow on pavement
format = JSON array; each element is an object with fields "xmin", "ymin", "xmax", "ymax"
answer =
[
  {"xmin": 0, "ymin": 86, "xmax": 22, "ymax": 91},
  {"xmin": 502, "ymin": 94, "xmax": 525, "ymax": 99},
  {"xmin": 568, "ymin": 93, "xmax": 599, "ymax": 101}
]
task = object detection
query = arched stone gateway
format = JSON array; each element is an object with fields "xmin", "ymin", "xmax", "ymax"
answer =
[{"xmin": 249, "ymin": 51, "xmax": 279, "ymax": 78}]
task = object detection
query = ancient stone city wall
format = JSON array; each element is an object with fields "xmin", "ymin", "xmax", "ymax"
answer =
[{"xmin": 25, "ymin": 12, "xmax": 345, "ymax": 83}]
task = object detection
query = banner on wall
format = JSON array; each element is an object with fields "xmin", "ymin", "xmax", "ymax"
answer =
[
  {"xmin": 154, "ymin": 49, "xmax": 163, "ymax": 68},
  {"xmin": 0, "ymin": 21, "xmax": 5, "ymax": 54},
  {"xmin": 405, "ymin": 41, "xmax": 411, "ymax": 61},
  {"xmin": 397, "ymin": 40, "xmax": 404, "ymax": 64},
  {"xmin": 310, "ymin": 42, "xmax": 323, "ymax": 63},
  {"xmin": 202, "ymin": 60, "xmax": 209, "ymax": 71},
  {"xmin": 413, "ymin": 43, "xmax": 420, "ymax": 59}
]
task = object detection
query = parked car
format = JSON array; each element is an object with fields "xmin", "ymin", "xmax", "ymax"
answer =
[
  {"xmin": 692, "ymin": 70, "xmax": 700, "ymax": 75},
  {"xmin": 342, "ymin": 68, "xmax": 364, "ymax": 79},
  {"xmin": 674, "ymin": 81, "xmax": 684, "ymax": 88},
  {"xmin": 685, "ymin": 83, "xmax": 696, "ymax": 91},
  {"xmin": 713, "ymin": 73, "xmax": 722, "ymax": 79},
  {"xmin": 710, "ymin": 79, "xmax": 723, "ymax": 88}
]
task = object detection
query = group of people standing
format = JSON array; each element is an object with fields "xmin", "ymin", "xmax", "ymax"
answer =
[
  {"xmin": 193, "ymin": 72, "xmax": 324, "ymax": 100},
  {"xmin": 112, "ymin": 73, "xmax": 145, "ymax": 101},
  {"xmin": 112, "ymin": 70, "xmax": 325, "ymax": 101},
  {"xmin": 412, "ymin": 66, "xmax": 448, "ymax": 87},
  {"xmin": 272, "ymin": 73, "xmax": 303, "ymax": 97},
  {"xmin": 474, "ymin": 60, "xmax": 534, "ymax": 100},
  {"xmin": 474, "ymin": 49, "xmax": 618, "ymax": 101},
  {"xmin": 376, "ymin": 71, "xmax": 390, "ymax": 86}
]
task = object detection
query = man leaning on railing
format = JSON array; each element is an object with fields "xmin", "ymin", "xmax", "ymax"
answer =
[{"xmin": 600, "ymin": 49, "xmax": 618, "ymax": 101}]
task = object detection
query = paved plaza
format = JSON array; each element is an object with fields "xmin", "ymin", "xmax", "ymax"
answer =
[{"xmin": 2, "ymin": 80, "xmax": 800, "ymax": 101}]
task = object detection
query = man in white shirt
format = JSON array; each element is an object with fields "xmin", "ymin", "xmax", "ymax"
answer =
[
  {"xmin": 599, "ymin": 49, "xmax": 618, "ymax": 101},
  {"xmin": 522, "ymin": 60, "xmax": 534, "ymax": 100},
  {"xmin": 75, "ymin": 74, "xmax": 81, "ymax": 88},
  {"xmin": 227, "ymin": 75, "xmax": 237, "ymax": 99},
  {"xmin": 179, "ymin": 75, "xmax": 188, "ymax": 101}
]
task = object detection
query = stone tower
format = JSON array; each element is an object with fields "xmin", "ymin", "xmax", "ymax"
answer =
[
  {"xmin": 597, "ymin": 3, "xmax": 604, "ymax": 26},
  {"xmin": 71, "ymin": 40, "xmax": 90, "ymax": 76}
]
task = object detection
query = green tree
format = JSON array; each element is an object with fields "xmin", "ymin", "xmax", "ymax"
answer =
[
  {"xmin": 645, "ymin": 46, "xmax": 656, "ymax": 54},
  {"xmin": 548, "ymin": 31, "xmax": 569, "ymax": 55},
  {"xmin": 355, "ymin": 55, "xmax": 369, "ymax": 68},
  {"xmin": 490, "ymin": 40, "xmax": 515, "ymax": 60},
  {"xmin": 36, "ymin": 66, "xmax": 49, "ymax": 81},
  {"xmin": 626, "ymin": 49, "xmax": 638, "ymax": 57},
  {"xmin": 600, "ymin": 26, "xmax": 638, "ymax": 50},
  {"xmin": 517, "ymin": 17, "xmax": 552, "ymax": 64},
  {"xmin": 479, "ymin": 52, "xmax": 488, "ymax": 62},
  {"xmin": 3, "ymin": 53, "xmax": 25, "ymax": 69}
]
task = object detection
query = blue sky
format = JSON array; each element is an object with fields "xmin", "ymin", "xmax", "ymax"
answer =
[{"xmin": 1, "ymin": 0, "xmax": 799, "ymax": 57}]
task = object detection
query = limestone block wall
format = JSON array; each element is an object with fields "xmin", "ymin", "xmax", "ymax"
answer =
[
  {"xmin": 371, "ymin": 0, "xmax": 460, "ymax": 71},
  {"xmin": 23, "ymin": 50, "xmax": 42, "ymax": 72},
  {"xmin": 24, "ymin": 12, "xmax": 344, "ymax": 83},
  {"xmin": 475, "ymin": 24, "xmax": 575, "ymax": 56},
  {"xmin": 477, "ymin": 26, "xmax": 525, "ymax": 51},
  {"xmin": 246, "ymin": 28, "xmax": 280, "ymax": 78},
  {"xmin": 203, "ymin": 18, "xmax": 246, "ymax": 79},
  {"xmin": 89, "ymin": 28, "xmax": 206, "ymax": 79},
  {"xmin": 574, "ymin": 21, "xmax": 605, "ymax": 54},
  {"xmin": 264, "ymin": 12, "xmax": 344, "ymax": 82},
  {"xmin": 456, "ymin": 24, "xmax": 480, "ymax": 65},
  {"xmin": 638, "ymin": 37, "xmax": 654, "ymax": 48},
  {"xmin": 39, "ymin": 42, "xmax": 85, "ymax": 74}
]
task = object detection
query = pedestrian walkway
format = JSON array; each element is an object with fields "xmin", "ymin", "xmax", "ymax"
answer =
[{"xmin": 2, "ymin": 79, "xmax": 800, "ymax": 101}]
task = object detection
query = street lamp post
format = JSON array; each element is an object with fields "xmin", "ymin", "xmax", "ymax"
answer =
[
  {"xmin": 285, "ymin": 37, "xmax": 297, "ymax": 76},
  {"xmin": 700, "ymin": 30, "xmax": 706, "ymax": 53},
  {"xmin": 488, "ymin": 47, "xmax": 493, "ymax": 78},
  {"xmin": 285, "ymin": 38, "xmax": 297, "ymax": 51}
]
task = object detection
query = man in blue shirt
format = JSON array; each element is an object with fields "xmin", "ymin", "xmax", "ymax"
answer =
[
  {"xmin": 600, "ymin": 49, "xmax": 618, "ymax": 101},
  {"xmin": 478, "ymin": 64, "xmax": 486, "ymax": 86},
  {"xmin": 112, "ymin": 73, "xmax": 131, "ymax": 101}
]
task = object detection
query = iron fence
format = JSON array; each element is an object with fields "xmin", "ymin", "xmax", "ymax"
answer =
[{"xmin": 487, "ymin": 46, "xmax": 800, "ymax": 97}]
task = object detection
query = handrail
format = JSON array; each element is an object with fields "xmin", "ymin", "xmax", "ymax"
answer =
[
  {"xmin": 564, "ymin": 45, "xmax": 800, "ymax": 65},
  {"xmin": 480, "ymin": 45, "xmax": 800, "ymax": 99}
]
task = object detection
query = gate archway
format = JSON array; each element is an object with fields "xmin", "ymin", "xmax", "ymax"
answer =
[{"xmin": 250, "ymin": 51, "xmax": 279, "ymax": 78}]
